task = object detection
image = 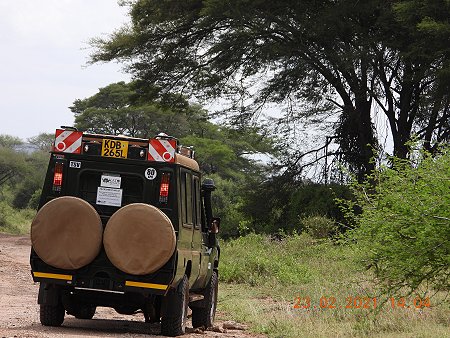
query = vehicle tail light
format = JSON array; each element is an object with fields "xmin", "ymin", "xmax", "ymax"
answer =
[
  {"xmin": 159, "ymin": 173, "xmax": 170, "ymax": 204},
  {"xmin": 52, "ymin": 162, "xmax": 64, "ymax": 192}
]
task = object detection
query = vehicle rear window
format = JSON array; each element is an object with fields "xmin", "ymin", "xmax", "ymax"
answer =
[{"xmin": 78, "ymin": 170, "xmax": 144, "ymax": 220}]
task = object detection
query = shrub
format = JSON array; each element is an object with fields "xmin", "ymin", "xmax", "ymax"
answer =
[
  {"xmin": 301, "ymin": 215, "xmax": 337, "ymax": 239},
  {"xmin": 349, "ymin": 146, "xmax": 450, "ymax": 294},
  {"xmin": 243, "ymin": 181, "xmax": 353, "ymax": 235},
  {"xmin": 209, "ymin": 173, "xmax": 248, "ymax": 238},
  {"xmin": 288, "ymin": 183, "xmax": 353, "ymax": 233},
  {"xmin": 0, "ymin": 200, "xmax": 34, "ymax": 234}
]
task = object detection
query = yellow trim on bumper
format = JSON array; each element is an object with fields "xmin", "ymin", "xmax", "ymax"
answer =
[
  {"xmin": 33, "ymin": 272, "xmax": 72, "ymax": 281},
  {"xmin": 125, "ymin": 281, "xmax": 168, "ymax": 290}
]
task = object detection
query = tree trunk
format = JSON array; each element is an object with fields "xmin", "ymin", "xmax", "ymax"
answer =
[
  {"xmin": 355, "ymin": 97, "xmax": 377, "ymax": 182},
  {"xmin": 337, "ymin": 97, "xmax": 376, "ymax": 183}
]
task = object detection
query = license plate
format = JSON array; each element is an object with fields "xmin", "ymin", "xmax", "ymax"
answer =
[{"xmin": 101, "ymin": 139, "xmax": 129, "ymax": 159}]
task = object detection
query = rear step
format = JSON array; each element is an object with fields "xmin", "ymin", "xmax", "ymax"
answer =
[{"xmin": 189, "ymin": 293, "xmax": 204, "ymax": 303}]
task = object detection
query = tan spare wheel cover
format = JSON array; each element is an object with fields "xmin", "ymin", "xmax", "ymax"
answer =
[
  {"xmin": 103, "ymin": 203, "xmax": 176, "ymax": 275},
  {"xmin": 31, "ymin": 196, "xmax": 103, "ymax": 270}
]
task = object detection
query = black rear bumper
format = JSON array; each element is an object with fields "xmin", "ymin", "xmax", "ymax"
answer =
[{"xmin": 30, "ymin": 248, "xmax": 176, "ymax": 296}]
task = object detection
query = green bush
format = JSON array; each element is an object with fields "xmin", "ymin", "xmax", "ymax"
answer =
[
  {"xmin": 301, "ymin": 215, "xmax": 337, "ymax": 239},
  {"xmin": 349, "ymin": 146, "xmax": 450, "ymax": 294},
  {"xmin": 0, "ymin": 200, "xmax": 34, "ymax": 234},
  {"xmin": 288, "ymin": 183, "xmax": 353, "ymax": 232},
  {"xmin": 28, "ymin": 189, "xmax": 42, "ymax": 209},
  {"xmin": 12, "ymin": 178, "xmax": 42, "ymax": 209},
  {"xmin": 243, "ymin": 180, "xmax": 353, "ymax": 235},
  {"xmin": 209, "ymin": 173, "xmax": 248, "ymax": 238},
  {"xmin": 1, "ymin": 142, "xmax": 48, "ymax": 210}
]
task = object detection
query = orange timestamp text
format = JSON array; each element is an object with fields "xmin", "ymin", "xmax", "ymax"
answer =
[{"xmin": 293, "ymin": 296, "xmax": 431, "ymax": 310}]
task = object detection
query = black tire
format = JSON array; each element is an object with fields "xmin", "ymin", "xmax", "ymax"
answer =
[
  {"xmin": 161, "ymin": 275, "xmax": 189, "ymax": 337},
  {"xmin": 73, "ymin": 305, "xmax": 96, "ymax": 320},
  {"xmin": 192, "ymin": 270, "xmax": 218, "ymax": 329},
  {"xmin": 40, "ymin": 303, "xmax": 65, "ymax": 327}
]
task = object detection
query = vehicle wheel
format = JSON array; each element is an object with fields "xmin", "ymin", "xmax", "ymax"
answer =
[
  {"xmin": 73, "ymin": 305, "xmax": 96, "ymax": 319},
  {"xmin": 40, "ymin": 303, "xmax": 65, "ymax": 326},
  {"xmin": 161, "ymin": 275, "xmax": 189, "ymax": 337},
  {"xmin": 192, "ymin": 270, "xmax": 218, "ymax": 329}
]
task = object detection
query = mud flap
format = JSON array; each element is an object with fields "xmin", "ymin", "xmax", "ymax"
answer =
[{"xmin": 38, "ymin": 283, "xmax": 61, "ymax": 306}]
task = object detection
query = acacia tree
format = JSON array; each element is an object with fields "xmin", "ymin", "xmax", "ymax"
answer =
[
  {"xmin": 388, "ymin": 0, "xmax": 450, "ymax": 155},
  {"xmin": 90, "ymin": 0, "xmax": 449, "ymax": 180}
]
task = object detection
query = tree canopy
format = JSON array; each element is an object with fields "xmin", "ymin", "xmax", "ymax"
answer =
[
  {"xmin": 71, "ymin": 81, "xmax": 277, "ymax": 178},
  {"xmin": 90, "ymin": 0, "xmax": 449, "ymax": 180},
  {"xmin": 71, "ymin": 81, "xmax": 209, "ymax": 139}
]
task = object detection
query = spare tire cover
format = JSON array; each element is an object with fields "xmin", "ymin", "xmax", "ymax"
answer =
[
  {"xmin": 31, "ymin": 196, "xmax": 103, "ymax": 270},
  {"xmin": 103, "ymin": 203, "xmax": 176, "ymax": 275}
]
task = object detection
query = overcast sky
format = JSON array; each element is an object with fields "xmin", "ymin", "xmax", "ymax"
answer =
[{"xmin": 0, "ymin": 0, "xmax": 131, "ymax": 140}]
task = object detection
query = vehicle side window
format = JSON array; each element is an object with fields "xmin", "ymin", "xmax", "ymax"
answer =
[
  {"xmin": 181, "ymin": 170, "xmax": 193, "ymax": 226},
  {"xmin": 186, "ymin": 173, "xmax": 193, "ymax": 225},
  {"xmin": 193, "ymin": 176, "xmax": 201, "ymax": 229},
  {"xmin": 181, "ymin": 172, "xmax": 187, "ymax": 224}
]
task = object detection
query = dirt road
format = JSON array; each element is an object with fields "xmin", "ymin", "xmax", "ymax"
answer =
[{"xmin": 0, "ymin": 234, "xmax": 262, "ymax": 338}]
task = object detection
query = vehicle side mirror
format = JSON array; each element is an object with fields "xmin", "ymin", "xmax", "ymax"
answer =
[
  {"xmin": 202, "ymin": 178, "xmax": 216, "ymax": 192},
  {"xmin": 208, "ymin": 217, "xmax": 220, "ymax": 247}
]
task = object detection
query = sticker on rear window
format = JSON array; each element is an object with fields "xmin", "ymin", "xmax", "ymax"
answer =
[
  {"xmin": 96, "ymin": 187, "xmax": 123, "ymax": 207},
  {"xmin": 101, "ymin": 173, "xmax": 121, "ymax": 189},
  {"xmin": 145, "ymin": 168, "xmax": 157, "ymax": 180}
]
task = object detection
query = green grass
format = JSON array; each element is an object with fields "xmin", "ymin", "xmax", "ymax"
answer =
[
  {"xmin": 0, "ymin": 200, "xmax": 33, "ymax": 234},
  {"xmin": 218, "ymin": 233, "xmax": 450, "ymax": 338}
]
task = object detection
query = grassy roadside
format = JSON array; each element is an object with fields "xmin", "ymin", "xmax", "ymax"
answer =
[
  {"xmin": 218, "ymin": 234, "xmax": 450, "ymax": 338},
  {"xmin": 0, "ymin": 200, "xmax": 33, "ymax": 234}
]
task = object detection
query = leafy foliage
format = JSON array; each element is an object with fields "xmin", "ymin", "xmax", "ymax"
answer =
[
  {"xmin": 181, "ymin": 125, "xmax": 275, "ymax": 178},
  {"xmin": 208, "ymin": 173, "xmax": 248, "ymax": 238},
  {"xmin": 289, "ymin": 183, "xmax": 353, "ymax": 231},
  {"xmin": 243, "ymin": 179, "xmax": 353, "ymax": 234},
  {"xmin": 90, "ymin": 0, "xmax": 450, "ymax": 180},
  {"xmin": 301, "ymin": 215, "xmax": 337, "ymax": 239},
  {"xmin": 71, "ymin": 81, "xmax": 209, "ymax": 139},
  {"xmin": 71, "ymin": 82, "xmax": 275, "ymax": 180},
  {"xmin": 0, "ymin": 145, "xmax": 27, "ymax": 188},
  {"xmin": 0, "ymin": 199, "xmax": 35, "ymax": 234},
  {"xmin": 11, "ymin": 151, "xmax": 48, "ymax": 209},
  {"xmin": 27, "ymin": 133, "xmax": 55, "ymax": 152},
  {"xmin": 349, "ymin": 146, "xmax": 450, "ymax": 294},
  {"xmin": 219, "ymin": 232, "xmax": 450, "ymax": 338},
  {"xmin": 0, "ymin": 136, "xmax": 49, "ymax": 233},
  {"xmin": 0, "ymin": 135, "xmax": 22, "ymax": 148}
]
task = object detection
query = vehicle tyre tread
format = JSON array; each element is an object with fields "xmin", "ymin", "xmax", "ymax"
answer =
[
  {"xmin": 40, "ymin": 304, "xmax": 65, "ymax": 327},
  {"xmin": 161, "ymin": 275, "xmax": 189, "ymax": 337},
  {"xmin": 192, "ymin": 270, "xmax": 218, "ymax": 329}
]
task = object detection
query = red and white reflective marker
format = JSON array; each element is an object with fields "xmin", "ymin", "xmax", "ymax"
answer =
[
  {"xmin": 54, "ymin": 129, "xmax": 83, "ymax": 154},
  {"xmin": 148, "ymin": 139, "xmax": 176, "ymax": 163}
]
